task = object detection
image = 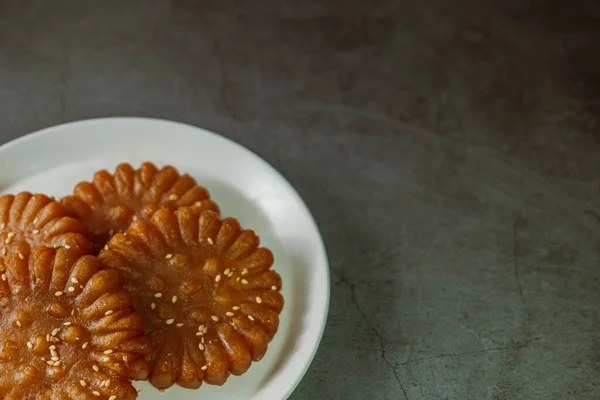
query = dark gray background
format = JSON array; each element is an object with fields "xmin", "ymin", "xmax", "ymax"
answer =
[{"xmin": 1, "ymin": 1, "xmax": 599, "ymax": 399}]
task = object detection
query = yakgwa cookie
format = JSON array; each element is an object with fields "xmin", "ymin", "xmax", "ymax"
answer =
[
  {"xmin": 0, "ymin": 192, "xmax": 92, "ymax": 256},
  {"xmin": 0, "ymin": 246, "xmax": 151, "ymax": 400},
  {"xmin": 61, "ymin": 162, "xmax": 220, "ymax": 253},
  {"xmin": 99, "ymin": 208, "xmax": 284, "ymax": 390}
]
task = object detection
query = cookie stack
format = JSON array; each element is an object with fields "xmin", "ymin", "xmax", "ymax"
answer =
[{"xmin": 0, "ymin": 162, "xmax": 284, "ymax": 399}]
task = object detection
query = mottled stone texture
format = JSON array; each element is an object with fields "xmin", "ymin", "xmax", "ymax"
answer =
[{"xmin": 0, "ymin": 1, "xmax": 599, "ymax": 399}]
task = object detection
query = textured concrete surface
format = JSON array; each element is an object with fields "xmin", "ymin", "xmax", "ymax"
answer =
[{"xmin": 1, "ymin": 1, "xmax": 600, "ymax": 399}]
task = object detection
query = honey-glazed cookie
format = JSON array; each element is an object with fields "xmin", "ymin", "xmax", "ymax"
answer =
[
  {"xmin": 0, "ymin": 245, "xmax": 151, "ymax": 400},
  {"xmin": 0, "ymin": 192, "xmax": 92, "ymax": 256},
  {"xmin": 98, "ymin": 208, "xmax": 284, "ymax": 390},
  {"xmin": 61, "ymin": 162, "xmax": 220, "ymax": 253}
]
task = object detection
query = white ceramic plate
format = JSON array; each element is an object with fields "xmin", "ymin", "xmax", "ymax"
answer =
[{"xmin": 0, "ymin": 117, "xmax": 330, "ymax": 400}]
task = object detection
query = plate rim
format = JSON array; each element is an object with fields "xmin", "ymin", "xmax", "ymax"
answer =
[{"xmin": 0, "ymin": 116, "xmax": 331, "ymax": 400}]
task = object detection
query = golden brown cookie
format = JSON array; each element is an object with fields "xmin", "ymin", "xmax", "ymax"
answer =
[
  {"xmin": 0, "ymin": 245, "xmax": 151, "ymax": 400},
  {"xmin": 61, "ymin": 162, "xmax": 220, "ymax": 253},
  {"xmin": 0, "ymin": 192, "xmax": 92, "ymax": 256},
  {"xmin": 98, "ymin": 208, "xmax": 284, "ymax": 390}
]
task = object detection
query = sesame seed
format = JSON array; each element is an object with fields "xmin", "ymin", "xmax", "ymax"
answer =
[
  {"xmin": 248, "ymin": 315, "xmax": 255, "ymax": 321},
  {"xmin": 106, "ymin": 379, "xmax": 111, "ymax": 387},
  {"xmin": 198, "ymin": 325, "xmax": 205, "ymax": 331},
  {"xmin": 71, "ymin": 309, "xmax": 75, "ymax": 316},
  {"xmin": 215, "ymin": 274, "xmax": 221, "ymax": 283},
  {"xmin": 100, "ymin": 380, "xmax": 107, "ymax": 387},
  {"xmin": 71, "ymin": 277, "xmax": 78, "ymax": 284},
  {"xmin": 1, "ymin": 274, "xmax": 6, "ymax": 281},
  {"xmin": 7, "ymin": 232, "xmax": 15, "ymax": 238},
  {"xmin": 15, "ymin": 320, "xmax": 21, "ymax": 327},
  {"xmin": 103, "ymin": 349, "xmax": 113, "ymax": 355},
  {"xmin": 169, "ymin": 194, "xmax": 178, "ymax": 201},
  {"xmin": 241, "ymin": 279, "xmax": 248, "ymax": 284},
  {"xmin": 151, "ymin": 302, "xmax": 156, "ymax": 310},
  {"xmin": 49, "ymin": 345, "xmax": 56, "ymax": 350},
  {"xmin": 236, "ymin": 277, "xmax": 240, "ymax": 282},
  {"xmin": 64, "ymin": 245, "xmax": 71, "ymax": 249},
  {"xmin": 203, "ymin": 327, "xmax": 208, "ymax": 334},
  {"xmin": 207, "ymin": 237, "xmax": 214, "ymax": 245},
  {"xmin": 272, "ymin": 285, "xmax": 277, "ymax": 291},
  {"xmin": 198, "ymin": 343, "xmax": 205, "ymax": 350},
  {"xmin": 104, "ymin": 245, "xmax": 109, "ymax": 251},
  {"xmin": 79, "ymin": 285, "xmax": 84, "ymax": 289},
  {"xmin": 82, "ymin": 342, "xmax": 88, "ymax": 349},
  {"xmin": 224, "ymin": 268, "xmax": 231, "ymax": 275},
  {"xmin": 92, "ymin": 365, "xmax": 99, "ymax": 371},
  {"xmin": 17, "ymin": 253, "xmax": 23, "ymax": 260},
  {"xmin": 256, "ymin": 296, "xmax": 263, "ymax": 304},
  {"xmin": 54, "ymin": 291, "xmax": 63, "ymax": 297},
  {"xmin": 46, "ymin": 334, "xmax": 50, "ymax": 342},
  {"xmin": 241, "ymin": 268, "xmax": 248, "ymax": 275},
  {"xmin": 105, "ymin": 310, "xmax": 113, "ymax": 316},
  {"xmin": 226, "ymin": 312, "xmax": 234, "ymax": 317},
  {"xmin": 50, "ymin": 349, "xmax": 57, "ymax": 357},
  {"xmin": 32, "ymin": 229, "xmax": 39, "ymax": 234},
  {"xmin": 172, "ymin": 295, "xmax": 177, "ymax": 303},
  {"xmin": 63, "ymin": 322, "xmax": 71, "ymax": 326},
  {"xmin": 68, "ymin": 287, "xmax": 75, "ymax": 292},
  {"xmin": 166, "ymin": 319, "xmax": 174, "ymax": 325},
  {"xmin": 228, "ymin": 272, "xmax": 234, "ymax": 277},
  {"xmin": 165, "ymin": 253, "xmax": 173, "ymax": 260},
  {"xmin": 132, "ymin": 215, "xmax": 138, "ymax": 221},
  {"xmin": 47, "ymin": 360, "xmax": 54, "ymax": 366},
  {"xmin": 26, "ymin": 341, "xmax": 32, "ymax": 349},
  {"xmin": 201, "ymin": 365, "xmax": 207, "ymax": 371},
  {"xmin": 102, "ymin": 356, "xmax": 110, "ymax": 362},
  {"xmin": 123, "ymin": 355, "xmax": 128, "ymax": 362},
  {"xmin": 51, "ymin": 356, "xmax": 59, "ymax": 361},
  {"xmin": 196, "ymin": 332, "xmax": 203, "ymax": 336},
  {"xmin": 232, "ymin": 306, "xmax": 240, "ymax": 310},
  {"xmin": 109, "ymin": 396, "xmax": 117, "ymax": 400},
  {"xmin": 33, "ymin": 218, "xmax": 38, "ymax": 224},
  {"xmin": 154, "ymin": 292, "xmax": 163, "ymax": 298},
  {"xmin": 52, "ymin": 328, "xmax": 60, "ymax": 336},
  {"xmin": 211, "ymin": 315, "xmax": 219, "ymax": 322},
  {"xmin": 92, "ymin": 391, "xmax": 100, "ymax": 396},
  {"xmin": 201, "ymin": 337, "xmax": 205, "ymax": 343},
  {"xmin": 176, "ymin": 323, "xmax": 184, "ymax": 327}
]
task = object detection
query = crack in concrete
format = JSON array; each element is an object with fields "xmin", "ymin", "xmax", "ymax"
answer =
[
  {"xmin": 545, "ymin": 326, "xmax": 600, "ymax": 336},
  {"xmin": 400, "ymin": 337, "xmax": 543, "ymax": 366},
  {"xmin": 60, "ymin": 37, "xmax": 71, "ymax": 122},
  {"xmin": 332, "ymin": 262, "xmax": 600, "ymax": 396},
  {"xmin": 215, "ymin": 40, "xmax": 239, "ymax": 121},
  {"xmin": 399, "ymin": 326, "xmax": 600, "ymax": 367},
  {"xmin": 513, "ymin": 218, "xmax": 532, "ymax": 336},
  {"xmin": 273, "ymin": 150, "xmax": 289, "ymax": 179},
  {"xmin": 349, "ymin": 283, "xmax": 410, "ymax": 400}
]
